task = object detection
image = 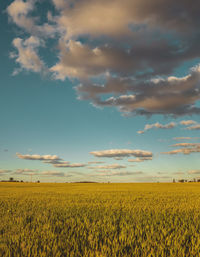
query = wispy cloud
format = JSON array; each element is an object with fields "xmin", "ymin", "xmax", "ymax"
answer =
[
  {"xmin": 0, "ymin": 169, "xmax": 12, "ymax": 175},
  {"xmin": 88, "ymin": 161, "xmax": 105, "ymax": 164},
  {"xmin": 96, "ymin": 170, "xmax": 143, "ymax": 177},
  {"xmin": 137, "ymin": 122, "xmax": 176, "ymax": 134},
  {"xmin": 16, "ymin": 153, "xmax": 86, "ymax": 168},
  {"xmin": 128, "ymin": 157, "xmax": 152, "ymax": 162},
  {"xmin": 89, "ymin": 164, "xmax": 126, "ymax": 170},
  {"xmin": 41, "ymin": 171, "xmax": 68, "ymax": 177},
  {"xmin": 53, "ymin": 162, "xmax": 86, "ymax": 168},
  {"xmin": 14, "ymin": 169, "xmax": 39, "ymax": 175},
  {"xmin": 162, "ymin": 143, "xmax": 200, "ymax": 155},
  {"xmin": 185, "ymin": 124, "xmax": 200, "ymax": 130},
  {"xmin": 188, "ymin": 170, "xmax": 200, "ymax": 175},
  {"xmin": 173, "ymin": 171, "xmax": 185, "ymax": 175},
  {"xmin": 173, "ymin": 137, "xmax": 194, "ymax": 141}
]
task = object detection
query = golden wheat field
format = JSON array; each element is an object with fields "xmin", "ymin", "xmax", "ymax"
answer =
[{"xmin": 1, "ymin": 182, "xmax": 200, "ymax": 257}]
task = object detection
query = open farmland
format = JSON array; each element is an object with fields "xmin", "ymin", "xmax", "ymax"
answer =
[{"xmin": 1, "ymin": 182, "xmax": 200, "ymax": 256}]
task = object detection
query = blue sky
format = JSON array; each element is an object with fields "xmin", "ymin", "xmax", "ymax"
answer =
[{"xmin": 1, "ymin": 0, "xmax": 200, "ymax": 182}]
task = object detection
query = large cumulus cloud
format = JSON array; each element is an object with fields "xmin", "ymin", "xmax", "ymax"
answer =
[{"xmin": 7, "ymin": 0, "xmax": 200, "ymax": 116}]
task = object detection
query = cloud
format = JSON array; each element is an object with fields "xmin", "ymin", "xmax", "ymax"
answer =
[
  {"xmin": 7, "ymin": 0, "xmax": 35, "ymax": 32},
  {"xmin": 128, "ymin": 157, "xmax": 152, "ymax": 162},
  {"xmin": 15, "ymin": 169, "xmax": 39, "ymax": 175},
  {"xmin": 180, "ymin": 120, "xmax": 197, "ymax": 126},
  {"xmin": 137, "ymin": 130, "xmax": 145, "ymax": 134},
  {"xmin": 0, "ymin": 169, "xmax": 12, "ymax": 175},
  {"xmin": 138, "ymin": 122, "xmax": 176, "ymax": 133},
  {"xmin": 41, "ymin": 171, "xmax": 66, "ymax": 177},
  {"xmin": 96, "ymin": 170, "xmax": 143, "ymax": 176},
  {"xmin": 185, "ymin": 124, "xmax": 200, "ymax": 130},
  {"xmin": 188, "ymin": 170, "xmax": 200, "ymax": 175},
  {"xmin": 88, "ymin": 161, "xmax": 105, "ymax": 164},
  {"xmin": 173, "ymin": 171, "xmax": 185, "ymax": 175},
  {"xmin": 145, "ymin": 122, "xmax": 176, "ymax": 130},
  {"xmin": 76, "ymin": 66, "xmax": 200, "ymax": 116},
  {"xmin": 52, "ymin": 0, "xmax": 200, "ymax": 39},
  {"xmin": 11, "ymin": 37, "xmax": 46, "ymax": 75},
  {"xmin": 52, "ymin": 162, "xmax": 86, "ymax": 168},
  {"xmin": 7, "ymin": 0, "xmax": 200, "ymax": 116},
  {"xmin": 171, "ymin": 143, "xmax": 200, "ymax": 148},
  {"xmin": 89, "ymin": 164, "xmax": 126, "ymax": 170},
  {"xmin": 114, "ymin": 157, "xmax": 123, "ymax": 160},
  {"xmin": 16, "ymin": 153, "xmax": 61, "ymax": 161},
  {"xmin": 16, "ymin": 153, "xmax": 86, "ymax": 168},
  {"xmin": 173, "ymin": 137, "xmax": 193, "ymax": 141},
  {"xmin": 162, "ymin": 142, "xmax": 200, "ymax": 155},
  {"xmin": 90, "ymin": 149, "xmax": 153, "ymax": 158},
  {"xmin": 7, "ymin": 0, "xmax": 57, "ymax": 37}
]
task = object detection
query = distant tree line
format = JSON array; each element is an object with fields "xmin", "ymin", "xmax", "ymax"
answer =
[
  {"xmin": 0, "ymin": 177, "xmax": 40, "ymax": 183},
  {"xmin": 173, "ymin": 178, "xmax": 200, "ymax": 183}
]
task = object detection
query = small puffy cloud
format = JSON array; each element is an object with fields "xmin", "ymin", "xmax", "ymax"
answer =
[
  {"xmin": 90, "ymin": 149, "xmax": 153, "ymax": 158},
  {"xmin": 138, "ymin": 122, "xmax": 176, "ymax": 134},
  {"xmin": 180, "ymin": 120, "xmax": 197, "ymax": 126},
  {"xmin": 11, "ymin": 37, "xmax": 46, "ymax": 75},
  {"xmin": 7, "ymin": 0, "xmax": 57, "ymax": 37},
  {"xmin": 137, "ymin": 130, "xmax": 144, "ymax": 134},
  {"xmin": 7, "ymin": 0, "xmax": 35, "ymax": 32},
  {"xmin": 188, "ymin": 170, "xmax": 200, "ymax": 175}
]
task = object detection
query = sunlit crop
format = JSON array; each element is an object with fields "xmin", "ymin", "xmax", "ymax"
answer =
[{"xmin": 1, "ymin": 182, "xmax": 200, "ymax": 256}]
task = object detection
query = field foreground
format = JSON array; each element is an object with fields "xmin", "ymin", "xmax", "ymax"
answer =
[{"xmin": 1, "ymin": 182, "xmax": 200, "ymax": 257}]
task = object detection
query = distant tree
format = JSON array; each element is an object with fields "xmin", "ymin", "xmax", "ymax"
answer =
[
  {"xmin": 9, "ymin": 177, "xmax": 14, "ymax": 182},
  {"xmin": 173, "ymin": 179, "xmax": 175, "ymax": 183},
  {"xmin": 37, "ymin": 180, "xmax": 40, "ymax": 183},
  {"xmin": 178, "ymin": 179, "xmax": 185, "ymax": 183}
]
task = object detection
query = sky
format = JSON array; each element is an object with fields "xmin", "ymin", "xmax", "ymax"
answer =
[{"xmin": 0, "ymin": 0, "xmax": 200, "ymax": 183}]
